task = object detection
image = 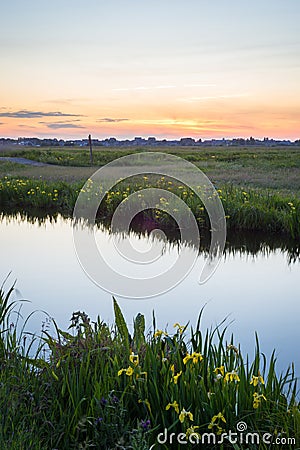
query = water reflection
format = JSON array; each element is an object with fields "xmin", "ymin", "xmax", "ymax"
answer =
[
  {"xmin": 0, "ymin": 211, "xmax": 299, "ymax": 378},
  {"xmin": 1, "ymin": 210, "xmax": 299, "ymax": 264}
]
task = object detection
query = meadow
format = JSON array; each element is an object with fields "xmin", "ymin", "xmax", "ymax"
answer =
[
  {"xmin": 0, "ymin": 145, "xmax": 300, "ymax": 238},
  {"xmin": 0, "ymin": 283, "xmax": 299, "ymax": 449}
]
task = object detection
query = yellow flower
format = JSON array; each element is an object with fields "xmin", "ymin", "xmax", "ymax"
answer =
[
  {"xmin": 208, "ymin": 412, "xmax": 226, "ymax": 435},
  {"xmin": 250, "ymin": 373, "xmax": 265, "ymax": 387},
  {"xmin": 211, "ymin": 412, "xmax": 226, "ymax": 424},
  {"xmin": 129, "ymin": 352, "xmax": 139, "ymax": 366},
  {"xmin": 183, "ymin": 352, "xmax": 203, "ymax": 365},
  {"xmin": 226, "ymin": 344, "xmax": 239, "ymax": 354},
  {"xmin": 253, "ymin": 392, "xmax": 267, "ymax": 409},
  {"xmin": 214, "ymin": 366, "xmax": 225, "ymax": 377},
  {"xmin": 126, "ymin": 366, "xmax": 134, "ymax": 376},
  {"xmin": 224, "ymin": 371, "xmax": 240, "ymax": 383},
  {"xmin": 179, "ymin": 409, "xmax": 193, "ymax": 423},
  {"xmin": 118, "ymin": 366, "xmax": 134, "ymax": 376},
  {"xmin": 186, "ymin": 426, "xmax": 201, "ymax": 440},
  {"xmin": 165, "ymin": 400, "xmax": 179, "ymax": 414},
  {"xmin": 172, "ymin": 371, "xmax": 182, "ymax": 384},
  {"xmin": 173, "ymin": 323, "xmax": 185, "ymax": 334},
  {"xmin": 154, "ymin": 330, "xmax": 167, "ymax": 338}
]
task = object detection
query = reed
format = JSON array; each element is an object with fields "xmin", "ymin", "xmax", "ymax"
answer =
[{"xmin": 0, "ymin": 284, "xmax": 299, "ymax": 449}]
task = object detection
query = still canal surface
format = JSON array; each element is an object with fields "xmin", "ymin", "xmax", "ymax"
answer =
[{"xmin": 0, "ymin": 213, "xmax": 299, "ymax": 378}]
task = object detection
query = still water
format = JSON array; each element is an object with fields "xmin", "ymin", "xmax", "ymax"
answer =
[{"xmin": 0, "ymin": 213, "xmax": 299, "ymax": 377}]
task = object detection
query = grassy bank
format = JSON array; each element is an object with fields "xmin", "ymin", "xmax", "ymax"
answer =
[
  {"xmin": 0, "ymin": 283, "xmax": 299, "ymax": 449},
  {"xmin": 1, "ymin": 145, "xmax": 300, "ymax": 192},
  {"xmin": 0, "ymin": 176, "xmax": 299, "ymax": 238}
]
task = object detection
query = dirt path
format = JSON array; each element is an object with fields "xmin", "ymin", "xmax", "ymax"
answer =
[{"xmin": 0, "ymin": 156, "xmax": 48, "ymax": 166}]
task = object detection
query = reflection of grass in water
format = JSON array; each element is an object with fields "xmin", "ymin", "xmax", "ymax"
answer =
[
  {"xmin": 0, "ymin": 175, "xmax": 300, "ymax": 238},
  {"xmin": 0, "ymin": 285, "xmax": 299, "ymax": 449}
]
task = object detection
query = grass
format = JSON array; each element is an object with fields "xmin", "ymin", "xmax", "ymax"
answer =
[
  {"xmin": 1, "ymin": 145, "xmax": 300, "ymax": 193},
  {"xmin": 0, "ymin": 175, "xmax": 299, "ymax": 238},
  {"xmin": 0, "ymin": 282, "xmax": 299, "ymax": 449}
]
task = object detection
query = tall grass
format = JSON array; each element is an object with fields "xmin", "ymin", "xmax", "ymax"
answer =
[
  {"xmin": 0, "ymin": 283, "xmax": 299, "ymax": 449},
  {"xmin": 1, "ymin": 175, "xmax": 299, "ymax": 238}
]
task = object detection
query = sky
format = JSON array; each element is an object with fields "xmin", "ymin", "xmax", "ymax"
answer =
[{"xmin": 1, "ymin": 0, "xmax": 300, "ymax": 140}]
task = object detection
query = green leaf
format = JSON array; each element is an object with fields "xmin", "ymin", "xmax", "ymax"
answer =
[
  {"xmin": 133, "ymin": 313, "xmax": 145, "ymax": 350},
  {"xmin": 113, "ymin": 297, "xmax": 130, "ymax": 351}
]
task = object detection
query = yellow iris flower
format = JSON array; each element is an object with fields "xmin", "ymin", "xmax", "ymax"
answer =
[
  {"xmin": 172, "ymin": 371, "xmax": 182, "ymax": 384},
  {"xmin": 129, "ymin": 352, "xmax": 139, "ymax": 366},
  {"xmin": 250, "ymin": 373, "xmax": 265, "ymax": 386},
  {"xmin": 253, "ymin": 392, "xmax": 267, "ymax": 409},
  {"xmin": 183, "ymin": 352, "xmax": 203, "ymax": 365},
  {"xmin": 179, "ymin": 409, "xmax": 194, "ymax": 423},
  {"xmin": 224, "ymin": 371, "xmax": 240, "ymax": 383},
  {"xmin": 165, "ymin": 400, "xmax": 179, "ymax": 414}
]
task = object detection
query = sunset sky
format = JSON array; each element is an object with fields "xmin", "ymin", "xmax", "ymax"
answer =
[{"xmin": 1, "ymin": 0, "xmax": 300, "ymax": 140}]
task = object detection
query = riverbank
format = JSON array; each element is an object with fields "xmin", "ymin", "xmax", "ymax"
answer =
[
  {"xmin": 0, "ymin": 285, "xmax": 298, "ymax": 449},
  {"xmin": 0, "ymin": 176, "xmax": 299, "ymax": 238}
]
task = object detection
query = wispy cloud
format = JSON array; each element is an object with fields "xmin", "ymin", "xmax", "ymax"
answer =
[
  {"xmin": 0, "ymin": 122, "xmax": 4, "ymax": 126},
  {"xmin": 0, "ymin": 110, "xmax": 82, "ymax": 119},
  {"xmin": 39, "ymin": 121, "xmax": 85, "ymax": 129},
  {"xmin": 183, "ymin": 83, "xmax": 217, "ymax": 88},
  {"xmin": 178, "ymin": 94, "xmax": 250, "ymax": 102},
  {"xmin": 97, "ymin": 117, "xmax": 129, "ymax": 123},
  {"xmin": 112, "ymin": 85, "xmax": 176, "ymax": 92}
]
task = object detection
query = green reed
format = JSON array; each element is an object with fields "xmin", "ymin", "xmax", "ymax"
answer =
[{"xmin": 0, "ymin": 284, "xmax": 299, "ymax": 449}]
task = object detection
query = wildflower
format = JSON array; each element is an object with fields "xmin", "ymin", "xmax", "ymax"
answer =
[
  {"xmin": 172, "ymin": 371, "xmax": 182, "ymax": 384},
  {"xmin": 141, "ymin": 419, "xmax": 151, "ymax": 431},
  {"xmin": 250, "ymin": 373, "xmax": 265, "ymax": 387},
  {"xmin": 118, "ymin": 366, "xmax": 134, "ymax": 376},
  {"xmin": 214, "ymin": 365, "xmax": 225, "ymax": 377},
  {"xmin": 111, "ymin": 394, "xmax": 119, "ymax": 403},
  {"xmin": 224, "ymin": 371, "xmax": 240, "ymax": 383},
  {"xmin": 183, "ymin": 352, "xmax": 203, "ymax": 365},
  {"xmin": 100, "ymin": 397, "xmax": 108, "ymax": 406},
  {"xmin": 210, "ymin": 412, "xmax": 226, "ymax": 424},
  {"xmin": 179, "ymin": 408, "xmax": 193, "ymax": 423},
  {"xmin": 126, "ymin": 366, "xmax": 134, "ymax": 376},
  {"xmin": 186, "ymin": 426, "xmax": 201, "ymax": 440},
  {"xmin": 95, "ymin": 417, "xmax": 103, "ymax": 426},
  {"xmin": 208, "ymin": 412, "xmax": 226, "ymax": 435},
  {"xmin": 165, "ymin": 400, "xmax": 179, "ymax": 414},
  {"xmin": 154, "ymin": 329, "xmax": 167, "ymax": 338},
  {"xmin": 129, "ymin": 352, "xmax": 139, "ymax": 366},
  {"xmin": 173, "ymin": 322, "xmax": 185, "ymax": 334},
  {"xmin": 253, "ymin": 392, "xmax": 267, "ymax": 409},
  {"xmin": 226, "ymin": 344, "xmax": 239, "ymax": 354}
]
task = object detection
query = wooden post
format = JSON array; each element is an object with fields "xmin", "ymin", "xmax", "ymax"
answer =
[{"xmin": 88, "ymin": 134, "xmax": 93, "ymax": 165}]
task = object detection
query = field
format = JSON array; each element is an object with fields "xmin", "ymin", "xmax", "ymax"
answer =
[
  {"xmin": 1, "ymin": 145, "xmax": 300, "ymax": 194},
  {"xmin": 0, "ymin": 145, "xmax": 300, "ymax": 238}
]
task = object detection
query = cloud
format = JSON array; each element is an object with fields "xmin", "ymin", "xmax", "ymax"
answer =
[
  {"xmin": 178, "ymin": 94, "xmax": 250, "ymax": 102},
  {"xmin": 112, "ymin": 85, "xmax": 176, "ymax": 92},
  {"xmin": 0, "ymin": 110, "xmax": 82, "ymax": 119},
  {"xmin": 0, "ymin": 122, "xmax": 4, "ymax": 126},
  {"xmin": 41, "ymin": 122, "xmax": 86, "ymax": 130},
  {"xmin": 97, "ymin": 117, "xmax": 129, "ymax": 123}
]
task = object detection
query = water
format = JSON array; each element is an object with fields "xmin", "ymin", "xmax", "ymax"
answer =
[{"xmin": 1, "ymin": 213, "xmax": 299, "ymax": 377}]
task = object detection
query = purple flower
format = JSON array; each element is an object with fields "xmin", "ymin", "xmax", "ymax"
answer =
[
  {"xmin": 95, "ymin": 417, "xmax": 103, "ymax": 426},
  {"xmin": 141, "ymin": 419, "xmax": 151, "ymax": 431},
  {"xmin": 111, "ymin": 395, "xmax": 119, "ymax": 404},
  {"xmin": 100, "ymin": 397, "xmax": 108, "ymax": 406}
]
